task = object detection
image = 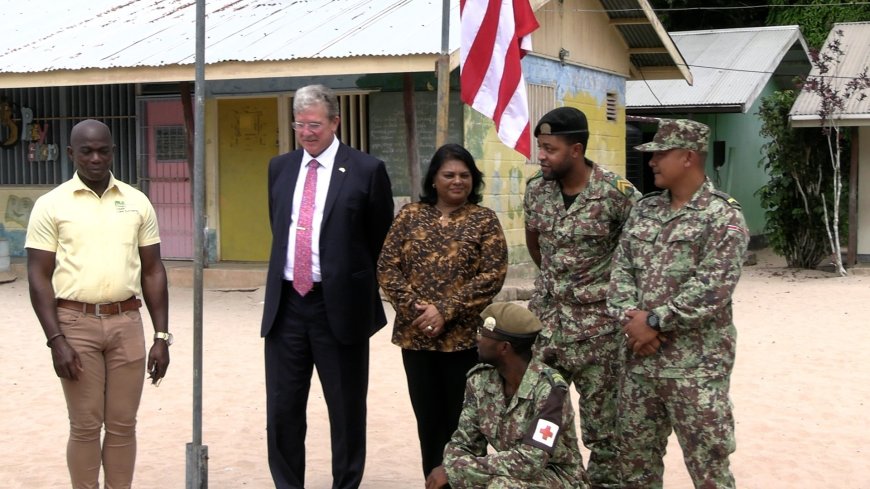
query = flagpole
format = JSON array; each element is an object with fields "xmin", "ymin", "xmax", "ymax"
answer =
[
  {"xmin": 186, "ymin": 0, "xmax": 208, "ymax": 485},
  {"xmin": 435, "ymin": 0, "xmax": 450, "ymax": 147}
]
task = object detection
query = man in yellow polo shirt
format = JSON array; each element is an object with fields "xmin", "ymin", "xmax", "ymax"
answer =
[{"xmin": 26, "ymin": 119, "xmax": 171, "ymax": 488}]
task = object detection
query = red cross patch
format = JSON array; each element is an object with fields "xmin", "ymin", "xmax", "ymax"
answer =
[{"xmin": 531, "ymin": 419, "xmax": 559, "ymax": 448}]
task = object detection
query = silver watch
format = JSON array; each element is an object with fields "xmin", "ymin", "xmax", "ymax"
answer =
[{"xmin": 154, "ymin": 332, "xmax": 174, "ymax": 346}]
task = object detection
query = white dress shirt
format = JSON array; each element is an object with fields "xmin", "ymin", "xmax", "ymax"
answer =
[{"xmin": 283, "ymin": 136, "xmax": 339, "ymax": 283}]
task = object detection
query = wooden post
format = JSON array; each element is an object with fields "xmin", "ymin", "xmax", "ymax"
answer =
[
  {"xmin": 435, "ymin": 0, "xmax": 450, "ymax": 148},
  {"xmin": 847, "ymin": 126, "xmax": 859, "ymax": 267},
  {"xmin": 403, "ymin": 74, "xmax": 421, "ymax": 202},
  {"xmin": 179, "ymin": 81, "xmax": 195, "ymax": 190},
  {"xmin": 435, "ymin": 55, "xmax": 450, "ymax": 149}
]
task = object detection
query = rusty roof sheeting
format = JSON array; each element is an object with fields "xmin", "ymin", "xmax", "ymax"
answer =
[{"xmin": 0, "ymin": 0, "xmax": 460, "ymax": 73}]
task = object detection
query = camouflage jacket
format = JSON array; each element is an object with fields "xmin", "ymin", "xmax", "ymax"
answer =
[
  {"xmin": 377, "ymin": 202, "xmax": 507, "ymax": 351},
  {"xmin": 443, "ymin": 361, "xmax": 585, "ymax": 488},
  {"xmin": 607, "ymin": 179, "xmax": 749, "ymax": 378},
  {"xmin": 524, "ymin": 162, "xmax": 638, "ymax": 341}
]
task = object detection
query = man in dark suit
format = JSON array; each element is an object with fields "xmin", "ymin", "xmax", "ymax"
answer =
[{"xmin": 261, "ymin": 84, "xmax": 394, "ymax": 489}]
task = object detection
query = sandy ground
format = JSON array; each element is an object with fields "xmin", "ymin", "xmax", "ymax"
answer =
[{"xmin": 1, "ymin": 249, "xmax": 868, "ymax": 488}]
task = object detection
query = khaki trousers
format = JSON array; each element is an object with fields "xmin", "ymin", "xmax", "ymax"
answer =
[{"xmin": 57, "ymin": 307, "xmax": 146, "ymax": 489}]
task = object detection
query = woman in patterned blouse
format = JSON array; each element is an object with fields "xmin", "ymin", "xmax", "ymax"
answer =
[{"xmin": 377, "ymin": 143, "xmax": 508, "ymax": 481}]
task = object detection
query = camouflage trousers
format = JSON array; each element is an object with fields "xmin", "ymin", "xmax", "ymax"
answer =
[
  {"xmin": 534, "ymin": 331, "xmax": 621, "ymax": 489},
  {"xmin": 616, "ymin": 373, "xmax": 736, "ymax": 489},
  {"xmin": 472, "ymin": 472, "xmax": 576, "ymax": 489}
]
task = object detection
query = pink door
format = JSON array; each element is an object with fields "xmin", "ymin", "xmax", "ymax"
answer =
[{"xmin": 144, "ymin": 99, "xmax": 193, "ymax": 259}]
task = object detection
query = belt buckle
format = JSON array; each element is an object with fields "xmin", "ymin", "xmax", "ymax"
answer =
[{"xmin": 94, "ymin": 302, "xmax": 116, "ymax": 317}]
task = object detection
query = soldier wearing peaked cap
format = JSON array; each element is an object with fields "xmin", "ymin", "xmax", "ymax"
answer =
[
  {"xmin": 425, "ymin": 303, "xmax": 588, "ymax": 489},
  {"xmin": 524, "ymin": 106, "xmax": 637, "ymax": 488},
  {"xmin": 607, "ymin": 118, "xmax": 749, "ymax": 488}
]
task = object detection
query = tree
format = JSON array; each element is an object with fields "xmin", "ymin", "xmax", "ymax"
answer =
[
  {"xmin": 757, "ymin": 90, "xmax": 833, "ymax": 268},
  {"xmin": 799, "ymin": 29, "xmax": 870, "ymax": 275},
  {"xmin": 767, "ymin": 0, "xmax": 870, "ymax": 49},
  {"xmin": 649, "ymin": 0, "xmax": 769, "ymax": 31}
]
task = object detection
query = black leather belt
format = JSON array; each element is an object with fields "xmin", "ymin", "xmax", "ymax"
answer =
[{"xmin": 284, "ymin": 280, "xmax": 322, "ymax": 292}]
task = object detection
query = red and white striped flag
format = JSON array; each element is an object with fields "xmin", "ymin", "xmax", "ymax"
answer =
[{"xmin": 460, "ymin": 0, "xmax": 539, "ymax": 158}]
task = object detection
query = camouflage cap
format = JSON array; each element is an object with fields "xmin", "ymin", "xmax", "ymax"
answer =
[
  {"xmin": 480, "ymin": 303, "xmax": 542, "ymax": 339},
  {"xmin": 534, "ymin": 107, "xmax": 589, "ymax": 137},
  {"xmin": 634, "ymin": 118, "xmax": 710, "ymax": 152}
]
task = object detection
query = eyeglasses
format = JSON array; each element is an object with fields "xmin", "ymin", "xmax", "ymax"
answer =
[{"xmin": 292, "ymin": 122, "xmax": 323, "ymax": 131}]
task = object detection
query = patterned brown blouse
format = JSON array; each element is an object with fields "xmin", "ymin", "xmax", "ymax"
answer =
[{"xmin": 377, "ymin": 202, "xmax": 508, "ymax": 352}]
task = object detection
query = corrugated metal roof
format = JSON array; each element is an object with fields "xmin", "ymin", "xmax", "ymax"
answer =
[
  {"xmin": 0, "ymin": 0, "xmax": 461, "ymax": 72},
  {"xmin": 0, "ymin": 0, "xmax": 689, "ymax": 86},
  {"xmin": 790, "ymin": 22, "xmax": 870, "ymax": 127},
  {"xmin": 599, "ymin": 0, "xmax": 692, "ymax": 83},
  {"xmin": 626, "ymin": 25, "xmax": 810, "ymax": 113}
]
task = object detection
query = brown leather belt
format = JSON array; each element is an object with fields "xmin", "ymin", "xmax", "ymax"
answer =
[{"xmin": 56, "ymin": 297, "xmax": 142, "ymax": 317}]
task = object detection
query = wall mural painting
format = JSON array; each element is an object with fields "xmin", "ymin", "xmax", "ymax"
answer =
[
  {"xmin": 0, "ymin": 97, "xmax": 19, "ymax": 149},
  {"xmin": 0, "ymin": 101, "xmax": 58, "ymax": 160},
  {"xmin": 5, "ymin": 195, "xmax": 34, "ymax": 228}
]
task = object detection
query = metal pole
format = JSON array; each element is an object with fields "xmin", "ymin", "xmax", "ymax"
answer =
[
  {"xmin": 435, "ymin": 0, "xmax": 451, "ymax": 147},
  {"xmin": 186, "ymin": 0, "xmax": 208, "ymax": 486}
]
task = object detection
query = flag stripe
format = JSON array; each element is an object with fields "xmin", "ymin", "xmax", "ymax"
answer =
[
  {"xmin": 461, "ymin": 0, "xmax": 502, "ymax": 109},
  {"xmin": 460, "ymin": 0, "xmax": 539, "ymax": 158}
]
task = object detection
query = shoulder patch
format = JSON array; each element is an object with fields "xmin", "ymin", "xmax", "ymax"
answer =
[
  {"xmin": 609, "ymin": 176, "xmax": 637, "ymax": 197},
  {"xmin": 522, "ymin": 372, "xmax": 568, "ymax": 455},
  {"xmin": 711, "ymin": 190, "xmax": 742, "ymax": 209},
  {"xmin": 466, "ymin": 363, "xmax": 494, "ymax": 378},
  {"xmin": 541, "ymin": 367, "xmax": 569, "ymax": 390},
  {"xmin": 726, "ymin": 224, "xmax": 749, "ymax": 236}
]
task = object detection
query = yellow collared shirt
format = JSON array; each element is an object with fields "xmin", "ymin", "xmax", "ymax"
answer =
[{"xmin": 25, "ymin": 172, "xmax": 161, "ymax": 303}]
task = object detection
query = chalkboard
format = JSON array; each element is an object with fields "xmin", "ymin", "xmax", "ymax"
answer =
[{"xmin": 368, "ymin": 91, "xmax": 464, "ymax": 197}]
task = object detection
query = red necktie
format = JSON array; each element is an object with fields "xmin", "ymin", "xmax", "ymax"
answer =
[{"xmin": 293, "ymin": 159, "xmax": 319, "ymax": 296}]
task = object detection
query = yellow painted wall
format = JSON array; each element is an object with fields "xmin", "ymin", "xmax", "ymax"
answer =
[
  {"xmin": 533, "ymin": 0, "xmax": 631, "ymax": 76},
  {"xmin": 563, "ymin": 91, "xmax": 627, "ymax": 177},
  {"xmin": 217, "ymin": 98, "xmax": 278, "ymax": 261},
  {"xmin": 466, "ymin": 90, "xmax": 626, "ymax": 278}
]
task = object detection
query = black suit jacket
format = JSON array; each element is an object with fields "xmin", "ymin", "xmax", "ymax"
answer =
[{"xmin": 260, "ymin": 143, "xmax": 394, "ymax": 344}]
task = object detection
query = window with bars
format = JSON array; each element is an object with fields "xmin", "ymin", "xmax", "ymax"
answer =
[
  {"xmin": 0, "ymin": 85, "xmax": 138, "ymax": 186},
  {"xmin": 527, "ymin": 83, "xmax": 556, "ymax": 163},
  {"xmin": 155, "ymin": 125, "xmax": 187, "ymax": 162}
]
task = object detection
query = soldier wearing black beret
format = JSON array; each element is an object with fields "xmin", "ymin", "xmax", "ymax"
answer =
[{"xmin": 524, "ymin": 105, "xmax": 639, "ymax": 487}]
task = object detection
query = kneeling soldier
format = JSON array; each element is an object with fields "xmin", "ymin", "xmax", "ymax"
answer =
[{"xmin": 425, "ymin": 303, "xmax": 588, "ymax": 489}]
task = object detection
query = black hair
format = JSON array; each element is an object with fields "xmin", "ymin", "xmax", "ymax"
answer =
[
  {"xmin": 556, "ymin": 131, "xmax": 589, "ymax": 152},
  {"xmin": 508, "ymin": 336, "xmax": 536, "ymax": 357},
  {"xmin": 419, "ymin": 143, "xmax": 484, "ymax": 205}
]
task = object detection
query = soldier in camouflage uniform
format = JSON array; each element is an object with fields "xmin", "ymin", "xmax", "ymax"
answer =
[
  {"xmin": 607, "ymin": 119, "xmax": 749, "ymax": 489},
  {"xmin": 425, "ymin": 303, "xmax": 588, "ymax": 489},
  {"xmin": 524, "ymin": 107, "xmax": 637, "ymax": 488}
]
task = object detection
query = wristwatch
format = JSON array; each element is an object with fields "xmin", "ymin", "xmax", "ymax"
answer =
[
  {"xmin": 154, "ymin": 332, "xmax": 174, "ymax": 346},
  {"xmin": 646, "ymin": 312, "xmax": 661, "ymax": 332}
]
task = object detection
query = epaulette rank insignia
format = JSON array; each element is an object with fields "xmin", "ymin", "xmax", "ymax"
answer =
[{"xmin": 612, "ymin": 177, "xmax": 634, "ymax": 196}]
